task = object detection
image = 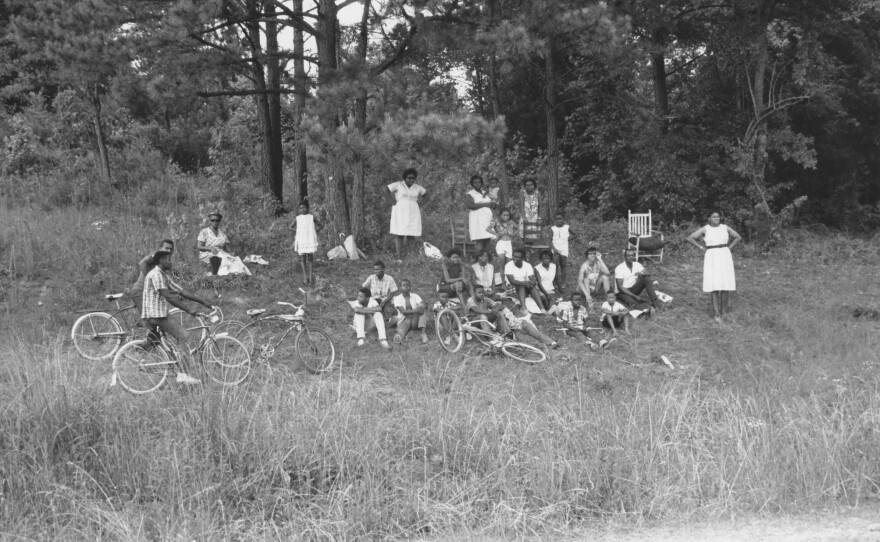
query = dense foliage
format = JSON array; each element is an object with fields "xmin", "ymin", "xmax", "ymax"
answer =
[{"xmin": 1, "ymin": 0, "xmax": 879, "ymax": 235}]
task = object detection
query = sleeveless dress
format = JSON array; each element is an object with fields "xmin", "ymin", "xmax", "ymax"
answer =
[
  {"xmin": 551, "ymin": 225, "xmax": 570, "ymax": 257},
  {"xmin": 294, "ymin": 214, "xmax": 318, "ymax": 254},
  {"xmin": 703, "ymin": 224, "xmax": 736, "ymax": 292},
  {"xmin": 468, "ymin": 189, "xmax": 496, "ymax": 241},
  {"xmin": 388, "ymin": 181, "xmax": 426, "ymax": 236}
]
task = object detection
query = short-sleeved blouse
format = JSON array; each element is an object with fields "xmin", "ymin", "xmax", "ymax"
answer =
[
  {"xmin": 388, "ymin": 181, "xmax": 426, "ymax": 236},
  {"xmin": 197, "ymin": 227, "xmax": 228, "ymax": 264}
]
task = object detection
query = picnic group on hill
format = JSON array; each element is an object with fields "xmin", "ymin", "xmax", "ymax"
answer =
[{"xmin": 133, "ymin": 169, "xmax": 743, "ymax": 369}]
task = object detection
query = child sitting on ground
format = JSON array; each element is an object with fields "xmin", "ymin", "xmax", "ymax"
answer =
[
  {"xmin": 560, "ymin": 292, "xmax": 614, "ymax": 351},
  {"xmin": 601, "ymin": 291, "xmax": 632, "ymax": 336},
  {"xmin": 391, "ymin": 279, "xmax": 428, "ymax": 344}
]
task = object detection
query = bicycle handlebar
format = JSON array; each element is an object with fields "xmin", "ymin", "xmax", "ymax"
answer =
[{"xmin": 277, "ymin": 301, "xmax": 304, "ymax": 310}]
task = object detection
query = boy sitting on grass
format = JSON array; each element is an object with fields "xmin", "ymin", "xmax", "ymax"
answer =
[
  {"xmin": 560, "ymin": 291, "xmax": 614, "ymax": 351},
  {"xmin": 601, "ymin": 291, "xmax": 632, "ymax": 336},
  {"xmin": 391, "ymin": 279, "xmax": 428, "ymax": 344}
]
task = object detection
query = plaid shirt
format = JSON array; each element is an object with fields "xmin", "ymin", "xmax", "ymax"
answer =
[
  {"xmin": 362, "ymin": 273, "xmax": 397, "ymax": 299},
  {"xmin": 141, "ymin": 266, "xmax": 181, "ymax": 319},
  {"xmin": 560, "ymin": 303, "xmax": 589, "ymax": 330}
]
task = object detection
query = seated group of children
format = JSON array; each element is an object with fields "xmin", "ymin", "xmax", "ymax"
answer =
[{"xmin": 350, "ymin": 257, "xmax": 635, "ymax": 352}]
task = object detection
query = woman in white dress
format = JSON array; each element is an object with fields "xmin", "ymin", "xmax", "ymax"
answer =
[
  {"xmin": 197, "ymin": 211, "xmax": 230, "ymax": 275},
  {"xmin": 687, "ymin": 211, "xmax": 742, "ymax": 322},
  {"xmin": 386, "ymin": 168, "xmax": 428, "ymax": 262},
  {"xmin": 465, "ymin": 175, "xmax": 496, "ymax": 255}
]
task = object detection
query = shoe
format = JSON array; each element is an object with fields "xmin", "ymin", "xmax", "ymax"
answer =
[
  {"xmin": 176, "ymin": 373, "xmax": 201, "ymax": 385},
  {"xmin": 380, "ymin": 339, "xmax": 391, "ymax": 349},
  {"xmin": 550, "ymin": 342, "xmax": 559, "ymax": 349},
  {"xmin": 421, "ymin": 334, "xmax": 429, "ymax": 344},
  {"xmin": 465, "ymin": 333, "xmax": 473, "ymax": 341},
  {"xmin": 604, "ymin": 337, "xmax": 617, "ymax": 348},
  {"xmin": 713, "ymin": 316, "xmax": 722, "ymax": 324},
  {"xmin": 393, "ymin": 334, "xmax": 403, "ymax": 344},
  {"xmin": 357, "ymin": 338, "xmax": 365, "ymax": 347},
  {"xmin": 443, "ymin": 337, "xmax": 453, "ymax": 346},
  {"xmin": 591, "ymin": 341, "xmax": 601, "ymax": 351}
]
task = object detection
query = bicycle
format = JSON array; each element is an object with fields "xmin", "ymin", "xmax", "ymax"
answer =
[
  {"xmin": 111, "ymin": 308, "xmax": 249, "ymax": 394},
  {"xmin": 71, "ymin": 292, "xmax": 219, "ymax": 361},
  {"xmin": 434, "ymin": 308, "xmax": 546, "ymax": 364},
  {"xmin": 236, "ymin": 289, "xmax": 335, "ymax": 374}
]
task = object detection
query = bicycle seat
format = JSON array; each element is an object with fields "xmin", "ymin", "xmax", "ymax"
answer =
[
  {"xmin": 276, "ymin": 314, "xmax": 302, "ymax": 322},
  {"xmin": 105, "ymin": 293, "xmax": 125, "ymax": 300},
  {"xmin": 246, "ymin": 308, "xmax": 266, "ymax": 317}
]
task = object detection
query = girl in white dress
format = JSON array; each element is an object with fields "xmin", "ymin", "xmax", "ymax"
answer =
[
  {"xmin": 549, "ymin": 211, "xmax": 576, "ymax": 290},
  {"xmin": 466, "ymin": 174, "xmax": 496, "ymax": 254},
  {"xmin": 687, "ymin": 211, "xmax": 742, "ymax": 322},
  {"xmin": 387, "ymin": 168, "xmax": 428, "ymax": 262},
  {"xmin": 293, "ymin": 201, "xmax": 321, "ymax": 285}
]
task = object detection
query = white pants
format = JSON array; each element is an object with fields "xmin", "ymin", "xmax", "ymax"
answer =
[{"xmin": 353, "ymin": 312, "xmax": 386, "ymax": 340}]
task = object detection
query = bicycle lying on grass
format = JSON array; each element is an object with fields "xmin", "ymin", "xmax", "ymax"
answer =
[
  {"xmin": 111, "ymin": 308, "xmax": 249, "ymax": 394},
  {"xmin": 71, "ymin": 292, "xmax": 220, "ymax": 361},
  {"xmin": 434, "ymin": 308, "xmax": 546, "ymax": 364},
  {"xmin": 234, "ymin": 289, "xmax": 336, "ymax": 374}
]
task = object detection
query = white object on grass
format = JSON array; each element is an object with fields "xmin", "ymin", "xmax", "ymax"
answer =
[
  {"xmin": 656, "ymin": 291, "xmax": 673, "ymax": 303},
  {"xmin": 423, "ymin": 242, "xmax": 443, "ymax": 260}
]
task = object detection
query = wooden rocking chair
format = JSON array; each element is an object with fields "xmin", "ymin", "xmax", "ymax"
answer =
[{"xmin": 627, "ymin": 210, "xmax": 665, "ymax": 263}]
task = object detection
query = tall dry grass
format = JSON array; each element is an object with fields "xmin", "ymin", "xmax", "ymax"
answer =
[{"xmin": 2, "ymin": 202, "xmax": 880, "ymax": 539}]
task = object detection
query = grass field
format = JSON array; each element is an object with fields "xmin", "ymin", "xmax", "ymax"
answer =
[{"xmin": 1, "ymin": 204, "xmax": 879, "ymax": 540}]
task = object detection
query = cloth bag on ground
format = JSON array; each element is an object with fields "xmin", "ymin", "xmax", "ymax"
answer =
[{"xmin": 217, "ymin": 250, "xmax": 252, "ymax": 276}]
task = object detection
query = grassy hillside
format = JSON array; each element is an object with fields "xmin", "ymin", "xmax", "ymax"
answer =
[{"xmin": 1, "ymin": 205, "xmax": 879, "ymax": 540}]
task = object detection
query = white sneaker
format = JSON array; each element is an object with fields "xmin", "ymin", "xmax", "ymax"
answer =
[
  {"xmin": 176, "ymin": 373, "xmax": 201, "ymax": 385},
  {"xmin": 357, "ymin": 338, "xmax": 365, "ymax": 347},
  {"xmin": 380, "ymin": 339, "xmax": 391, "ymax": 349}
]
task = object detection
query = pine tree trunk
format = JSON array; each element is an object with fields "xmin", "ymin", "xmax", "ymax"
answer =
[
  {"xmin": 291, "ymin": 0, "xmax": 308, "ymax": 206},
  {"xmin": 316, "ymin": 0, "xmax": 351, "ymax": 236},
  {"xmin": 544, "ymin": 38, "xmax": 560, "ymax": 219},
  {"xmin": 265, "ymin": 1, "xmax": 284, "ymax": 207},
  {"xmin": 486, "ymin": 0, "xmax": 512, "ymax": 203},
  {"xmin": 351, "ymin": 0, "xmax": 371, "ymax": 243},
  {"xmin": 751, "ymin": 1, "xmax": 773, "ymax": 214},
  {"xmin": 650, "ymin": 33, "xmax": 669, "ymax": 135},
  {"xmin": 90, "ymin": 92, "xmax": 112, "ymax": 187},
  {"xmin": 246, "ymin": 1, "xmax": 283, "ymax": 203}
]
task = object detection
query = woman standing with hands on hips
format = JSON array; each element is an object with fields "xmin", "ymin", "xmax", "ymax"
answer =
[
  {"xmin": 465, "ymin": 174, "xmax": 496, "ymax": 255},
  {"xmin": 687, "ymin": 211, "xmax": 742, "ymax": 323},
  {"xmin": 387, "ymin": 168, "xmax": 428, "ymax": 262}
]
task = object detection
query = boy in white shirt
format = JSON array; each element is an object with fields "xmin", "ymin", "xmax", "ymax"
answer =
[
  {"xmin": 351, "ymin": 287, "xmax": 391, "ymax": 349},
  {"xmin": 614, "ymin": 249, "xmax": 661, "ymax": 311},
  {"xmin": 560, "ymin": 292, "xmax": 613, "ymax": 350},
  {"xmin": 601, "ymin": 291, "xmax": 631, "ymax": 335},
  {"xmin": 504, "ymin": 247, "xmax": 545, "ymax": 313},
  {"xmin": 391, "ymin": 279, "xmax": 428, "ymax": 344}
]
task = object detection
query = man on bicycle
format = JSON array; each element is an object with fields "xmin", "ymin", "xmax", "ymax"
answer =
[{"xmin": 142, "ymin": 250, "xmax": 214, "ymax": 385}]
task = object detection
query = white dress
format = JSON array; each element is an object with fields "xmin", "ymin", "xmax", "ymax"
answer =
[
  {"xmin": 388, "ymin": 181, "xmax": 426, "ymax": 236},
  {"xmin": 551, "ymin": 225, "xmax": 570, "ymax": 257},
  {"xmin": 537, "ymin": 263, "xmax": 557, "ymax": 293},
  {"xmin": 703, "ymin": 224, "xmax": 736, "ymax": 292},
  {"xmin": 294, "ymin": 214, "xmax": 318, "ymax": 254},
  {"xmin": 468, "ymin": 189, "xmax": 496, "ymax": 241}
]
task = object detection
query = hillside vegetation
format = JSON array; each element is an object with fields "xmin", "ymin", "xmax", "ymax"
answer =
[{"xmin": 1, "ymin": 202, "xmax": 879, "ymax": 540}]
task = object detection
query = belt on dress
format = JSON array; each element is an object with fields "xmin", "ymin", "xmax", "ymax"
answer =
[{"xmin": 706, "ymin": 244, "xmax": 728, "ymax": 249}]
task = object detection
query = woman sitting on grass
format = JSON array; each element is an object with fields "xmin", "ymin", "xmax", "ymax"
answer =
[{"xmin": 197, "ymin": 211, "xmax": 229, "ymax": 275}]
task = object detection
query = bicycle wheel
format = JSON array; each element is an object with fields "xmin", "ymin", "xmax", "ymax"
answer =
[
  {"xmin": 501, "ymin": 341, "xmax": 546, "ymax": 364},
  {"xmin": 71, "ymin": 312, "xmax": 125, "ymax": 361},
  {"xmin": 436, "ymin": 308, "xmax": 464, "ymax": 353},
  {"xmin": 237, "ymin": 317, "xmax": 296, "ymax": 363},
  {"xmin": 112, "ymin": 340, "xmax": 170, "ymax": 394},
  {"xmin": 214, "ymin": 320, "xmax": 253, "ymax": 350},
  {"xmin": 202, "ymin": 335, "xmax": 251, "ymax": 386},
  {"xmin": 296, "ymin": 327, "xmax": 336, "ymax": 374},
  {"xmin": 168, "ymin": 308, "xmax": 208, "ymax": 344}
]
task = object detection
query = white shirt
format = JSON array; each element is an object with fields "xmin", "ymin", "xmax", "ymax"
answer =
[
  {"xmin": 602, "ymin": 300, "xmax": 628, "ymax": 315},
  {"xmin": 392, "ymin": 292, "xmax": 424, "ymax": 312},
  {"xmin": 471, "ymin": 262, "xmax": 495, "ymax": 289},
  {"xmin": 535, "ymin": 262, "xmax": 557, "ymax": 293},
  {"xmin": 614, "ymin": 261, "xmax": 644, "ymax": 289},
  {"xmin": 504, "ymin": 260, "xmax": 534, "ymax": 283}
]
